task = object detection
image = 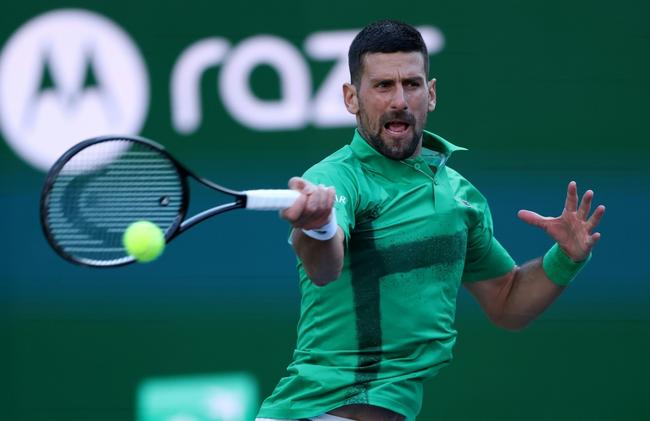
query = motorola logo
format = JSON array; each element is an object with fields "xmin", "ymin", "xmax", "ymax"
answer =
[
  {"xmin": 0, "ymin": 9, "xmax": 149, "ymax": 171},
  {"xmin": 0, "ymin": 9, "xmax": 445, "ymax": 172}
]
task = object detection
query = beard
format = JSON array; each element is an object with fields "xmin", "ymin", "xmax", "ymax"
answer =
[{"xmin": 358, "ymin": 108, "xmax": 424, "ymax": 161}]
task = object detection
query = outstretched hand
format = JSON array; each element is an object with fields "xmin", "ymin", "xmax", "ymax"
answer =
[{"xmin": 517, "ymin": 181, "xmax": 605, "ymax": 262}]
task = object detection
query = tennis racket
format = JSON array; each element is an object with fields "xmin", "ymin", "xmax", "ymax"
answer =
[{"xmin": 40, "ymin": 135, "xmax": 299, "ymax": 267}]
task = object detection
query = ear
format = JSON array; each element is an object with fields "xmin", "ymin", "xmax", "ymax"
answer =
[
  {"xmin": 343, "ymin": 83, "xmax": 359, "ymax": 114},
  {"xmin": 428, "ymin": 78, "xmax": 437, "ymax": 112}
]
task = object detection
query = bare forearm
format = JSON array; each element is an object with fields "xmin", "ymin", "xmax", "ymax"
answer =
[
  {"xmin": 292, "ymin": 228, "xmax": 344, "ymax": 286},
  {"xmin": 497, "ymin": 258, "xmax": 565, "ymax": 330}
]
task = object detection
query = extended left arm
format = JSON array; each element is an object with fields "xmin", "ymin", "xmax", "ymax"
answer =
[{"xmin": 464, "ymin": 181, "xmax": 605, "ymax": 331}]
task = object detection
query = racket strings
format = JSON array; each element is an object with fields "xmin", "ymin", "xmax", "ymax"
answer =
[{"xmin": 45, "ymin": 140, "xmax": 184, "ymax": 266}]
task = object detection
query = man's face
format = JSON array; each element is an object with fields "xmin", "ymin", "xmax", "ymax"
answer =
[{"xmin": 344, "ymin": 52, "xmax": 436, "ymax": 160}]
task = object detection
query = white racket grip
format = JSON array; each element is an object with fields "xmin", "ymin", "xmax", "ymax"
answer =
[{"xmin": 244, "ymin": 189, "xmax": 300, "ymax": 210}]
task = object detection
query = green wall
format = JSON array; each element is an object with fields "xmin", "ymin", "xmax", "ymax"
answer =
[{"xmin": 1, "ymin": 1, "xmax": 648, "ymax": 420}]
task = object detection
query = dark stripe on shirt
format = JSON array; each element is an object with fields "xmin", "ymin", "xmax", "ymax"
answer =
[{"xmin": 348, "ymin": 230, "xmax": 466, "ymax": 401}]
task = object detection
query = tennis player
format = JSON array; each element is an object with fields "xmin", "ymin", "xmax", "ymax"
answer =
[{"xmin": 256, "ymin": 20, "xmax": 605, "ymax": 421}]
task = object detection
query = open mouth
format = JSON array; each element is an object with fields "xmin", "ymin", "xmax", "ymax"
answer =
[{"xmin": 384, "ymin": 120, "xmax": 411, "ymax": 135}]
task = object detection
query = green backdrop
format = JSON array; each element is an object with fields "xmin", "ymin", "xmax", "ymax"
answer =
[{"xmin": 1, "ymin": 1, "xmax": 648, "ymax": 420}]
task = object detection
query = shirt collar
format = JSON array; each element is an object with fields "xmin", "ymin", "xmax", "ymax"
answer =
[{"xmin": 349, "ymin": 129, "xmax": 466, "ymax": 175}]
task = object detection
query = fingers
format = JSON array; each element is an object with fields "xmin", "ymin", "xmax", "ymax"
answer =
[
  {"xmin": 587, "ymin": 204, "xmax": 606, "ymax": 231},
  {"xmin": 577, "ymin": 189, "xmax": 593, "ymax": 220},
  {"xmin": 313, "ymin": 184, "xmax": 329, "ymax": 214},
  {"xmin": 302, "ymin": 184, "xmax": 333, "ymax": 228},
  {"xmin": 570, "ymin": 181, "xmax": 605, "ymax": 231},
  {"xmin": 564, "ymin": 181, "xmax": 578, "ymax": 212},
  {"xmin": 586, "ymin": 232, "xmax": 602, "ymax": 248},
  {"xmin": 281, "ymin": 177, "xmax": 335, "ymax": 230},
  {"xmin": 288, "ymin": 176, "xmax": 313, "ymax": 194},
  {"xmin": 517, "ymin": 209, "xmax": 550, "ymax": 229},
  {"xmin": 522, "ymin": 182, "xmax": 605, "ymax": 256},
  {"xmin": 281, "ymin": 189, "xmax": 308, "ymax": 222},
  {"xmin": 322, "ymin": 184, "xmax": 336, "ymax": 213}
]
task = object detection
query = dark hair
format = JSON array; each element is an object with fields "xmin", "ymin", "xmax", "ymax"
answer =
[{"xmin": 348, "ymin": 20, "xmax": 428, "ymax": 86}]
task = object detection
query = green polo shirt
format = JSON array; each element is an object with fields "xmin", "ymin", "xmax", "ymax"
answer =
[{"xmin": 258, "ymin": 130, "xmax": 515, "ymax": 420}]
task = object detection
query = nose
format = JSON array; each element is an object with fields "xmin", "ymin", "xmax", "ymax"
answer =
[{"xmin": 390, "ymin": 84, "xmax": 407, "ymax": 110}]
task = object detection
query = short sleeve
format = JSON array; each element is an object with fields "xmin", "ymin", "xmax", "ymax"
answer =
[
  {"xmin": 302, "ymin": 163, "xmax": 357, "ymax": 241},
  {"xmin": 460, "ymin": 188, "xmax": 516, "ymax": 283}
]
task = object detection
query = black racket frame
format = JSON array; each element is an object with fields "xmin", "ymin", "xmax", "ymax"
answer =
[{"xmin": 40, "ymin": 135, "xmax": 251, "ymax": 267}]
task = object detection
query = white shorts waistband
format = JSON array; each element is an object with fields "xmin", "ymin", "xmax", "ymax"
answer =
[{"xmin": 256, "ymin": 414, "xmax": 355, "ymax": 421}]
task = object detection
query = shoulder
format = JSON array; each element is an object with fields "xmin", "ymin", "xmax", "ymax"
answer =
[
  {"xmin": 444, "ymin": 166, "xmax": 474, "ymax": 193},
  {"xmin": 443, "ymin": 166, "xmax": 489, "ymax": 209},
  {"xmin": 303, "ymin": 145, "xmax": 361, "ymax": 183}
]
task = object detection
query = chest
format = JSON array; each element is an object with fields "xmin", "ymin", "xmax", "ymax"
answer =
[{"xmin": 354, "ymin": 169, "xmax": 468, "ymax": 239}]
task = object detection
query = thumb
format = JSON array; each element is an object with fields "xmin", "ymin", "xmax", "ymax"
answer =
[
  {"xmin": 288, "ymin": 177, "xmax": 314, "ymax": 194},
  {"xmin": 517, "ymin": 209, "xmax": 548, "ymax": 229},
  {"xmin": 288, "ymin": 176, "xmax": 305, "ymax": 191}
]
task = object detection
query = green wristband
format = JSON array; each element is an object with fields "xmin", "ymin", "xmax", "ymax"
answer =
[{"xmin": 542, "ymin": 243, "xmax": 591, "ymax": 286}]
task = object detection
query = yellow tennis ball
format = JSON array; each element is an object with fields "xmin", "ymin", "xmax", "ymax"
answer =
[{"xmin": 122, "ymin": 221, "xmax": 165, "ymax": 262}]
